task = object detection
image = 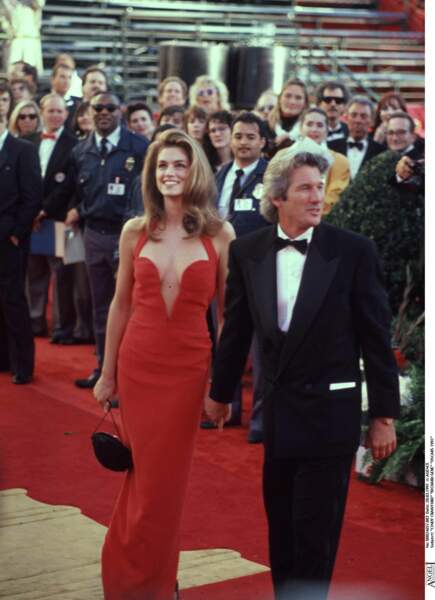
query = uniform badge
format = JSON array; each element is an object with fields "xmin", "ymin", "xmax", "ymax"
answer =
[
  {"xmin": 252, "ymin": 183, "xmax": 264, "ymax": 199},
  {"xmin": 54, "ymin": 172, "xmax": 66, "ymax": 183},
  {"xmin": 125, "ymin": 156, "xmax": 135, "ymax": 172}
]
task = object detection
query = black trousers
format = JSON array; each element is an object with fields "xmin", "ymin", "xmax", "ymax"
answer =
[
  {"xmin": 263, "ymin": 453, "xmax": 353, "ymax": 600},
  {"xmin": 0, "ymin": 239, "xmax": 34, "ymax": 377}
]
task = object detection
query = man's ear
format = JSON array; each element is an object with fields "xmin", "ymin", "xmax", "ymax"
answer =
[{"xmin": 271, "ymin": 197, "xmax": 283, "ymax": 209}]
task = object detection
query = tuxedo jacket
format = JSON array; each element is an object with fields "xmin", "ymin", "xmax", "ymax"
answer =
[
  {"xmin": 327, "ymin": 137, "xmax": 385, "ymax": 172},
  {"xmin": 210, "ymin": 223, "xmax": 400, "ymax": 459},
  {"xmin": 215, "ymin": 158, "xmax": 270, "ymax": 237},
  {"xmin": 0, "ymin": 134, "xmax": 42, "ymax": 241},
  {"xmin": 29, "ymin": 128, "xmax": 78, "ymax": 221}
]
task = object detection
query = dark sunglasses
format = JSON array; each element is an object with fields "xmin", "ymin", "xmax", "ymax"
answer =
[
  {"xmin": 258, "ymin": 104, "xmax": 275, "ymax": 112},
  {"xmin": 18, "ymin": 113, "xmax": 37, "ymax": 120},
  {"xmin": 92, "ymin": 104, "xmax": 120, "ymax": 113},
  {"xmin": 321, "ymin": 96, "xmax": 345, "ymax": 105},
  {"xmin": 197, "ymin": 88, "xmax": 215, "ymax": 97}
]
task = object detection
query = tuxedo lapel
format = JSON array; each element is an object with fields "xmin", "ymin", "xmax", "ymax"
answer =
[
  {"xmin": 45, "ymin": 131, "xmax": 69, "ymax": 181},
  {"xmin": 246, "ymin": 227, "xmax": 278, "ymax": 339},
  {"xmin": 277, "ymin": 226, "xmax": 340, "ymax": 378}
]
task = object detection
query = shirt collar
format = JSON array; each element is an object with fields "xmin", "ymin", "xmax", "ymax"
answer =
[
  {"xmin": 401, "ymin": 143, "xmax": 415, "ymax": 155},
  {"xmin": 277, "ymin": 223, "xmax": 314, "ymax": 243},
  {"xmin": 347, "ymin": 136, "xmax": 368, "ymax": 147},
  {"xmin": 329, "ymin": 122, "xmax": 344, "ymax": 133},
  {"xmin": 231, "ymin": 158, "xmax": 259, "ymax": 179},
  {"xmin": 0, "ymin": 128, "xmax": 8, "ymax": 151},
  {"xmin": 95, "ymin": 126, "xmax": 121, "ymax": 149}
]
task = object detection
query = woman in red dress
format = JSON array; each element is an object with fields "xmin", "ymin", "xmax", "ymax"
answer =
[{"xmin": 94, "ymin": 129, "xmax": 235, "ymax": 599}]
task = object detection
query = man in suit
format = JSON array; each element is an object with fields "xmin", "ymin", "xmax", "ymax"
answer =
[
  {"xmin": 328, "ymin": 95, "xmax": 384, "ymax": 179},
  {"xmin": 315, "ymin": 80, "xmax": 349, "ymax": 142},
  {"xmin": 202, "ymin": 111, "xmax": 270, "ymax": 442},
  {"xmin": 26, "ymin": 93, "xmax": 93, "ymax": 343},
  {"xmin": 327, "ymin": 111, "xmax": 424, "ymax": 314},
  {"xmin": 0, "ymin": 113, "xmax": 42, "ymax": 383},
  {"xmin": 206, "ymin": 139, "xmax": 400, "ymax": 599},
  {"xmin": 50, "ymin": 63, "xmax": 81, "ymax": 130},
  {"xmin": 65, "ymin": 92, "xmax": 149, "ymax": 388}
]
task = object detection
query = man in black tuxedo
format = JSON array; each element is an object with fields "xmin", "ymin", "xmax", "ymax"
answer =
[
  {"xmin": 206, "ymin": 140, "xmax": 400, "ymax": 599},
  {"xmin": 328, "ymin": 95, "xmax": 384, "ymax": 179},
  {"xmin": 315, "ymin": 80, "xmax": 349, "ymax": 142},
  {"xmin": 0, "ymin": 114, "xmax": 42, "ymax": 383},
  {"xmin": 26, "ymin": 93, "xmax": 93, "ymax": 344}
]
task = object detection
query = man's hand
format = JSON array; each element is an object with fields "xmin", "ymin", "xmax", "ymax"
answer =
[
  {"xmin": 395, "ymin": 155, "xmax": 414, "ymax": 181},
  {"xmin": 363, "ymin": 418, "xmax": 397, "ymax": 461},
  {"xmin": 65, "ymin": 208, "xmax": 80, "ymax": 226},
  {"xmin": 9, "ymin": 235, "xmax": 19, "ymax": 246},
  {"xmin": 32, "ymin": 209, "xmax": 47, "ymax": 232},
  {"xmin": 204, "ymin": 396, "xmax": 232, "ymax": 431}
]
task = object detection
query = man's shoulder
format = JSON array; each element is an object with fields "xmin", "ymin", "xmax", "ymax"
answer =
[
  {"xmin": 6, "ymin": 134, "xmax": 38, "ymax": 158},
  {"xmin": 120, "ymin": 128, "xmax": 149, "ymax": 153},
  {"xmin": 216, "ymin": 160, "xmax": 233, "ymax": 182},
  {"xmin": 317, "ymin": 221, "xmax": 375, "ymax": 254},
  {"xmin": 231, "ymin": 224, "xmax": 274, "ymax": 252},
  {"xmin": 256, "ymin": 157, "xmax": 269, "ymax": 173},
  {"xmin": 327, "ymin": 138, "xmax": 346, "ymax": 154}
]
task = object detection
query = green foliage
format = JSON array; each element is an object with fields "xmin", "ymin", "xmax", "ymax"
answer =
[
  {"xmin": 326, "ymin": 150, "xmax": 424, "ymax": 315},
  {"xmin": 361, "ymin": 364, "xmax": 424, "ymax": 486}
]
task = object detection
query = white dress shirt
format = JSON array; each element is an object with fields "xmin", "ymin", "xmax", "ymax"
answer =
[
  {"xmin": 95, "ymin": 126, "xmax": 121, "ymax": 155},
  {"xmin": 39, "ymin": 126, "xmax": 64, "ymax": 178},
  {"xmin": 0, "ymin": 128, "xmax": 8, "ymax": 152},
  {"xmin": 346, "ymin": 137, "xmax": 368, "ymax": 179},
  {"xmin": 217, "ymin": 159, "xmax": 259, "ymax": 218},
  {"xmin": 276, "ymin": 224, "xmax": 313, "ymax": 332}
]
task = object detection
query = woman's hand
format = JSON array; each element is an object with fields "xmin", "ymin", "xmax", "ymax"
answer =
[
  {"xmin": 373, "ymin": 122, "xmax": 387, "ymax": 144},
  {"xmin": 94, "ymin": 375, "xmax": 116, "ymax": 411}
]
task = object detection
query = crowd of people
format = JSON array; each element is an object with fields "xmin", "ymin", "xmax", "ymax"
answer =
[{"xmin": 0, "ymin": 51, "xmax": 423, "ymax": 600}]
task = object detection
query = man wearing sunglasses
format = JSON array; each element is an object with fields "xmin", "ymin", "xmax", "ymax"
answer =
[
  {"xmin": 64, "ymin": 92, "xmax": 149, "ymax": 388},
  {"xmin": 316, "ymin": 81, "xmax": 349, "ymax": 142}
]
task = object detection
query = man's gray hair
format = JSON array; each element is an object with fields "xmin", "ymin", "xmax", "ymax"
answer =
[
  {"xmin": 260, "ymin": 150, "xmax": 329, "ymax": 223},
  {"xmin": 346, "ymin": 94, "xmax": 375, "ymax": 117}
]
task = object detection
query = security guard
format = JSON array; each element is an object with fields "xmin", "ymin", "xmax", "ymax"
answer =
[{"xmin": 65, "ymin": 92, "xmax": 149, "ymax": 388}]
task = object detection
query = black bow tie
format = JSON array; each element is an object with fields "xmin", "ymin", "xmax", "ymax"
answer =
[
  {"xmin": 274, "ymin": 237, "xmax": 308, "ymax": 255},
  {"xmin": 347, "ymin": 141, "xmax": 364, "ymax": 151}
]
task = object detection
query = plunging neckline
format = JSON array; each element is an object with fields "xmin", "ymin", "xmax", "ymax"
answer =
[{"xmin": 137, "ymin": 238, "xmax": 211, "ymax": 320}]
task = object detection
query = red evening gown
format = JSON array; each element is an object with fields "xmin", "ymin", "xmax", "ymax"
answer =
[{"xmin": 102, "ymin": 230, "xmax": 218, "ymax": 600}]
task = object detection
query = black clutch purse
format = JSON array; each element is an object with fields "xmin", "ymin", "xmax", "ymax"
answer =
[{"xmin": 91, "ymin": 408, "xmax": 133, "ymax": 472}]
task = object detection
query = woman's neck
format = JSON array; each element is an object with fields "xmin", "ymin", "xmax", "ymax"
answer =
[
  {"xmin": 217, "ymin": 146, "xmax": 232, "ymax": 165},
  {"xmin": 163, "ymin": 197, "xmax": 185, "ymax": 229}
]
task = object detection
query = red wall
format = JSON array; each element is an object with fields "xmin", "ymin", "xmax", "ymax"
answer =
[{"xmin": 379, "ymin": 0, "xmax": 424, "ymax": 32}]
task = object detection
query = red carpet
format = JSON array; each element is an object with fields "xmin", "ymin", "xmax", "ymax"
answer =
[{"xmin": 0, "ymin": 338, "xmax": 424, "ymax": 599}]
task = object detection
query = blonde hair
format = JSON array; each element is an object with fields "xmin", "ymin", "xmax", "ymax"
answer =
[
  {"xmin": 268, "ymin": 78, "xmax": 309, "ymax": 131},
  {"xmin": 39, "ymin": 93, "xmax": 66, "ymax": 110},
  {"xmin": 189, "ymin": 75, "xmax": 230, "ymax": 112},
  {"xmin": 9, "ymin": 100, "xmax": 41, "ymax": 136},
  {"xmin": 141, "ymin": 129, "xmax": 223, "ymax": 240},
  {"xmin": 260, "ymin": 149, "xmax": 329, "ymax": 223}
]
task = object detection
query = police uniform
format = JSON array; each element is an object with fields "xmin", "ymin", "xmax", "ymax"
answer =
[{"xmin": 68, "ymin": 126, "xmax": 148, "ymax": 371}]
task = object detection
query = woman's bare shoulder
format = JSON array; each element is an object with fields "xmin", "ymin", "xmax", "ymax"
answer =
[{"xmin": 122, "ymin": 217, "xmax": 145, "ymax": 238}]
